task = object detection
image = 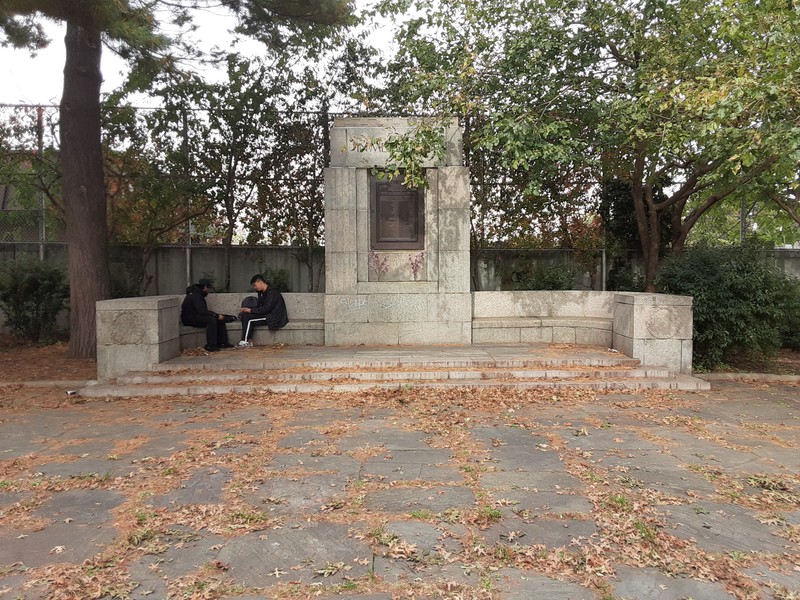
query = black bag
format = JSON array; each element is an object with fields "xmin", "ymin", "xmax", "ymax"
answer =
[
  {"xmin": 239, "ymin": 296, "xmax": 259, "ymax": 320},
  {"xmin": 221, "ymin": 314, "xmax": 238, "ymax": 323}
]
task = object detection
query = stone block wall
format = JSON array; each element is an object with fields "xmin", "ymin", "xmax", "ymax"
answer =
[
  {"xmin": 97, "ymin": 296, "xmax": 182, "ymax": 381},
  {"xmin": 472, "ymin": 291, "xmax": 615, "ymax": 346},
  {"xmin": 612, "ymin": 292, "xmax": 694, "ymax": 374},
  {"xmin": 473, "ymin": 291, "xmax": 615, "ymax": 320}
]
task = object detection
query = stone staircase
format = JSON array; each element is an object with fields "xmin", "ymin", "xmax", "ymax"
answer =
[{"xmin": 81, "ymin": 343, "xmax": 710, "ymax": 397}]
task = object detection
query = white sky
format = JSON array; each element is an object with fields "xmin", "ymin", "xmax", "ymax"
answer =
[
  {"xmin": 0, "ymin": 11, "xmax": 222, "ymax": 105},
  {"xmin": 0, "ymin": 1, "xmax": 390, "ymax": 105}
]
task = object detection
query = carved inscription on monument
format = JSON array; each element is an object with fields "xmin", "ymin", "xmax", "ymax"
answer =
[{"xmin": 370, "ymin": 173, "xmax": 424, "ymax": 250}]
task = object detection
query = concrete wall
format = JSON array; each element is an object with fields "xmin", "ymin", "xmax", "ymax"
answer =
[
  {"xmin": 775, "ymin": 249, "xmax": 800, "ymax": 280},
  {"xmin": 137, "ymin": 245, "xmax": 325, "ymax": 295},
  {"xmin": 5, "ymin": 243, "xmax": 799, "ymax": 300},
  {"xmin": 473, "ymin": 291, "xmax": 614, "ymax": 320}
]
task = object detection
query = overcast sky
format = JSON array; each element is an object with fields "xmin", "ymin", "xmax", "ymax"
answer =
[{"xmin": 0, "ymin": 9, "xmax": 224, "ymax": 105}]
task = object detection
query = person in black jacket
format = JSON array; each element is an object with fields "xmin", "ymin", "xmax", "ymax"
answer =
[
  {"xmin": 237, "ymin": 274, "xmax": 289, "ymax": 347},
  {"xmin": 181, "ymin": 278, "xmax": 232, "ymax": 352}
]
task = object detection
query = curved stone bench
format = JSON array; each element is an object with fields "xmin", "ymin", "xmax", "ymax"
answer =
[
  {"xmin": 179, "ymin": 319, "xmax": 324, "ymax": 348},
  {"xmin": 97, "ymin": 290, "xmax": 694, "ymax": 381}
]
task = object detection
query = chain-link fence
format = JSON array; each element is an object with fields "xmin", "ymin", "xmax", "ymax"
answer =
[{"xmin": 0, "ymin": 104, "xmax": 64, "ymax": 254}]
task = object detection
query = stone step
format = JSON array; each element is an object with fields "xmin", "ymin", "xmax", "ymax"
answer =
[
  {"xmin": 149, "ymin": 355, "xmax": 643, "ymax": 373},
  {"xmin": 116, "ymin": 366, "xmax": 673, "ymax": 385},
  {"xmin": 84, "ymin": 343, "xmax": 710, "ymax": 397},
  {"xmin": 83, "ymin": 373, "xmax": 710, "ymax": 398}
]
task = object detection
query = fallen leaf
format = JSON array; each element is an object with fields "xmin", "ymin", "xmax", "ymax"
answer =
[{"xmin": 269, "ymin": 568, "xmax": 287, "ymax": 578}]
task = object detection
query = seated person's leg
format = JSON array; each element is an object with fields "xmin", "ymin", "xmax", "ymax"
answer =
[
  {"xmin": 241, "ymin": 314, "xmax": 268, "ymax": 342},
  {"xmin": 183, "ymin": 316, "xmax": 214, "ymax": 340},
  {"xmin": 204, "ymin": 316, "xmax": 220, "ymax": 348},
  {"xmin": 216, "ymin": 320, "xmax": 232, "ymax": 348},
  {"xmin": 182, "ymin": 315, "xmax": 219, "ymax": 350}
]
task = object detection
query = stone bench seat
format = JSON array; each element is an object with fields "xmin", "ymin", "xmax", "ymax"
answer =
[
  {"xmin": 179, "ymin": 318, "xmax": 324, "ymax": 349},
  {"xmin": 472, "ymin": 315, "xmax": 613, "ymax": 345},
  {"xmin": 177, "ymin": 290, "xmax": 324, "ymax": 349},
  {"xmin": 472, "ymin": 316, "xmax": 612, "ymax": 329}
]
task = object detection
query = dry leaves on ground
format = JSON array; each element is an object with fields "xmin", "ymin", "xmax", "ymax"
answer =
[{"xmin": 0, "ymin": 341, "xmax": 96, "ymax": 383}]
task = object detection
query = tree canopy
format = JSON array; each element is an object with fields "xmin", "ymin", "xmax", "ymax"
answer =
[{"xmin": 376, "ymin": 0, "xmax": 800, "ymax": 288}]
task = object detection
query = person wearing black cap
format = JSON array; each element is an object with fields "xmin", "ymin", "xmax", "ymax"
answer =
[{"xmin": 180, "ymin": 278, "xmax": 233, "ymax": 352}]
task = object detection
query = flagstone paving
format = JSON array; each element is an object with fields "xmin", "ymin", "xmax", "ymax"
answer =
[{"xmin": 0, "ymin": 377, "xmax": 798, "ymax": 599}]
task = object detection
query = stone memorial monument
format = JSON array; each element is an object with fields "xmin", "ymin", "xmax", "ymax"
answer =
[{"xmin": 323, "ymin": 117, "xmax": 472, "ymax": 345}]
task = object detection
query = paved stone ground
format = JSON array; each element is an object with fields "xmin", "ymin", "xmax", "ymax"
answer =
[{"xmin": 0, "ymin": 380, "xmax": 798, "ymax": 599}]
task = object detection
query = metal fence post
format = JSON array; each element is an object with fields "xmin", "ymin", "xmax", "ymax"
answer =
[
  {"xmin": 182, "ymin": 106, "xmax": 192, "ymax": 286},
  {"xmin": 37, "ymin": 106, "xmax": 45, "ymax": 261}
]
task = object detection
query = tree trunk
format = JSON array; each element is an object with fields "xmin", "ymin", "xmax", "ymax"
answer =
[
  {"xmin": 306, "ymin": 244, "xmax": 314, "ymax": 292},
  {"xmin": 60, "ymin": 21, "xmax": 111, "ymax": 359},
  {"xmin": 223, "ymin": 221, "xmax": 234, "ymax": 292},
  {"xmin": 643, "ymin": 185, "xmax": 662, "ymax": 291},
  {"xmin": 630, "ymin": 151, "xmax": 660, "ymax": 291}
]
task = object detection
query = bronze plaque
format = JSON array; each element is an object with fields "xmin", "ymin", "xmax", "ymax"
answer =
[{"xmin": 370, "ymin": 173, "xmax": 424, "ymax": 250}]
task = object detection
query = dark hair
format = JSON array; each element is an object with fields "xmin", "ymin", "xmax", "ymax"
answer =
[{"xmin": 250, "ymin": 274, "xmax": 268, "ymax": 285}]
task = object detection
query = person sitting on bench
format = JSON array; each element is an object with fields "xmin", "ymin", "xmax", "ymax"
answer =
[
  {"xmin": 180, "ymin": 278, "xmax": 233, "ymax": 352},
  {"xmin": 237, "ymin": 274, "xmax": 289, "ymax": 348}
]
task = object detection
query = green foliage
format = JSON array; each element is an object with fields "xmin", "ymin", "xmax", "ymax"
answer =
[
  {"xmin": 606, "ymin": 261, "xmax": 646, "ymax": 292},
  {"xmin": 688, "ymin": 195, "xmax": 800, "ymax": 248},
  {"xmin": 0, "ymin": 256, "xmax": 69, "ymax": 342},
  {"xmin": 777, "ymin": 276, "xmax": 800, "ymax": 351},
  {"xmin": 0, "ymin": 105, "xmax": 64, "ymax": 236},
  {"xmin": 379, "ymin": 119, "xmax": 447, "ymax": 189},
  {"xmin": 377, "ymin": 0, "xmax": 800, "ymax": 281},
  {"xmin": 258, "ymin": 266, "xmax": 291, "ymax": 293},
  {"xmin": 246, "ymin": 88, "xmax": 326, "ymax": 252},
  {"xmin": 656, "ymin": 243, "xmax": 798, "ymax": 369},
  {"xmin": 518, "ymin": 262, "xmax": 576, "ymax": 291}
]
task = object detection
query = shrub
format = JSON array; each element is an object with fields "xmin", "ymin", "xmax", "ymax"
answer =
[
  {"xmin": 655, "ymin": 243, "xmax": 796, "ymax": 369},
  {"xmin": 606, "ymin": 260, "xmax": 646, "ymax": 292},
  {"xmin": 777, "ymin": 276, "xmax": 800, "ymax": 351},
  {"xmin": 518, "ymin": 262, "xmax": 576, "ymax": 290},
  {"xmin": 0, "ymin": 256, "xmax": 69, "ymax": 342},
  {"xmin": 259, "ymin": 266, "xmax": 291, "ymax": 292}
]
